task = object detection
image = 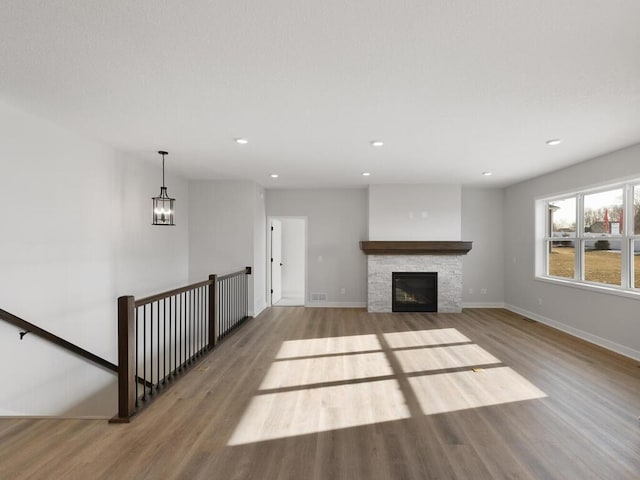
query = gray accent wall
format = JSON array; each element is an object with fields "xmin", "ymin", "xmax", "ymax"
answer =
[
  {"xmin": 504, "ymin": 143, "xmax": 640, "ymax": 360},
  {"xmin": 266, "ymin": 189, "xmax": 368, "ymax": 306},
  {"xmin": 188, "ymin": 180, "xmax": 266, "ymax": 316},
  {"xmin": 461, "ymin": 188, "xmax": 505, "ymax": 306}
]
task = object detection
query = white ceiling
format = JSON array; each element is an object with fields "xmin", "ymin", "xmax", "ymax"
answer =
[{"xmin": 2, "ymin": 1, "xmax": 640, "ymax": 188}]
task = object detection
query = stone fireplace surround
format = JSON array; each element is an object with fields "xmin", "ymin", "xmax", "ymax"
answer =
[{"xmin": 360, "ymin": 241, "xmax": 472, "ymax": 313}]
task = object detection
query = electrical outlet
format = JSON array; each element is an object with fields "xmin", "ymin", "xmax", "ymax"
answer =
[
  {"xmin": 340, "ymin": 287, "xmax": 346, "ymax": 295},
  {"xmin": 468, "ymin": 288, "xmax": 473, "ymax": 295},
  {"xmin": 480, "ymin": 288, "xmax": 487, "ymax": 295}
]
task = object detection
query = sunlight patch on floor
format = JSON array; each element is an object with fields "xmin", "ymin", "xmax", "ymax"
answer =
[
  {"xmin": 227, "ymin": 379, "xmax": 410, "ymax": 445},
  {"xmin": 276, "ymin": 334, "xmax": 381, "ymax": 359},
  {"xmin": 394, "ymin": 344, "xmax": 501, "ymax": 373},
  {"xmin": 383, "ymin": 328, "xmax": 471, "ymax": 349},
  {"xmin": 228, "ymin": 328, "xmax": 547, "ymax": 446},
  {"xmin": 260, "ymin": 352, "xmax": 393, "ymax": 389},
  {"xmin": 409, "ymin": 366, "xmax": 547, "ymax": 415}
]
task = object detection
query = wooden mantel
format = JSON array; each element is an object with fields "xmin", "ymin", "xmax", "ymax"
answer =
[{"xmin": 359, "ymin": 241, "xmax": 473, "ymax": 255}]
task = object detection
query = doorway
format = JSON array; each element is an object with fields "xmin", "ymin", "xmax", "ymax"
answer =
[{"xmin": 268, "ymin": 217, "xmax": 307, "ymax": 306}]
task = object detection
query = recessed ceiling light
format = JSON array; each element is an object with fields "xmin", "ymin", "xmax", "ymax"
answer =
[
  {"xmin": 270, "ymin": 174, "xmax": 279, "ymax": 178},
  {"xmin": 235, "ymin": 138, "xmax": 249, "ymax": 144},
  {"xmin": 545, "ymin": 139, "xmax": 562, "ymax": 146},
  {"xmin": 482, "ymin": 171, "xmax": 493, "ymax": 176},
  {"xmin": 370, "ymin": 141, "xmax": 384, "ymax": 147},
  {"xmin": 362, "ymin": 172, "xmax": 371, "ymax": 177}
]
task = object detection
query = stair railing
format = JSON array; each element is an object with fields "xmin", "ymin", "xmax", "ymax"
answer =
[
  {"xmin": 113, "ymin": 267, "xmax": 252, "ymax": 423},
  {"xmin": 0, "ymin": 307, "xmax": 117, "ymax": 373}
]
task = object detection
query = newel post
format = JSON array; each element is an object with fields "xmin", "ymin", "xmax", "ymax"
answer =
[
  {"xmin": 208, "ymin": 275, "xmax": 217, "ymax": 347},
  {"xmin": 117, "ymin": 295, "xmax": 136, "ymax": 422}
]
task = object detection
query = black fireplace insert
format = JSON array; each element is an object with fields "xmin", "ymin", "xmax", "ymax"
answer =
[{"xmin": 392, "ymin": 272, "xmax": 438, "ymax": 312}]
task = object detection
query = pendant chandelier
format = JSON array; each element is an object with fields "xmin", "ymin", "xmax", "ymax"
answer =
[{"xmin": 152, "ymin": 150, "xmax": 175, "ymax": 226}]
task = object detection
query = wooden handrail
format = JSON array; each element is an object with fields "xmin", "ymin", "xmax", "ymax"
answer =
[
  {"xmin": 0, "ymin": 307, "xmax": 117, "ymax": 373},
  {"xmin": 135, "ymin": 279, "xmax": 214, "ymax": 307},
  {"xmin": 217, "ymin": 266, "xmax": 251, "ymax": 281}
]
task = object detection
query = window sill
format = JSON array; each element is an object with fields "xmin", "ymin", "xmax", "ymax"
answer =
[{"xmin": 535, "ymin": 275, "xmax": 640, "ymax": 300}]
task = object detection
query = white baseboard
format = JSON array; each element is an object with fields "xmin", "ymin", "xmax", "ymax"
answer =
[
  {"xmin": 504, "ymin": 304, "xmax": 640, "ymax": 362},
  {"xmin": 461, "ymin": 302, "xmax": 506, "ymax": 309},
  {"xmin": 305, "ymin": 301, "xmax": 367, "ymax": 308}
]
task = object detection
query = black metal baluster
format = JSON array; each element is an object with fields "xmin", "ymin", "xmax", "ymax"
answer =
[
  {"xmin": 195, "ymin": 287, "xmax": 199, "ymax": 355},
  {"xmin": 135, "ymin": 307, "xmax": 139, "ymax": 407},
  {"xmin": 187, "ymin": 290, "xmax": 193, "ymax": 365},
  {"xmin": 150, "ymin": 302, "xmax": 154, "ymax": 396},
  {"xmin": 167, "ymin": 295, "xmax": 173, "ymax": 380},
  {"xmin": 221, "ymin": 280, "xmax": 224, "ymax": 337},
  {"xmin": 206, "ymin": 286, "xmax": 210, "ymax": 347},
  {"xmin": 216, "ymin": 282, "xmax": 220, "ymax": 341},
  {"xmin": 201, "ymin": 286, "xmax": 205, "ymax": 352},
  {"xmin": 143, "ymin": 305, "xmax": 147, "ymax": 401},
  {"xmin": 191, "ymin": 288, "xmax": 195, "ymax": 360},
  {"xmin": 157, "ymin": 300, "xmax": 160, "ymax": 389},
  {"xmin": 163, "ymin": 302, "xmax": 166, "ymax": 379},
  {"xmin": 178, "ymin": 292, "xmax": 182, "ymax": 371},
  {"xmin": 201, "ymin": 286, "xmax": 204, "ymax": 353},
  {"xmin": 183, "ymin": 291, "xmax": 187, "ymax": 366},
  {"xmin": 196, "ymin": 287, "xmax": 201, "ymax": 355},
  {"xmin": 173, "ymin": 294, "xmax": 177, "ymax": 376},
  {"xmin": 225, "ymin": 280, "xmax": 227, "ymax": 334}
]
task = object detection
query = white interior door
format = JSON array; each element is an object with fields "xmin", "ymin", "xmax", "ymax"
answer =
[{"xmin": 271, "ymin": 219, "xmax": 282, "ymax": 304}]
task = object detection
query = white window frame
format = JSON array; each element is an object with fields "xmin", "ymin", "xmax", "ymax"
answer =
[{"xmin": 537, "ymin": 178, "xmax": 640, "ymax": 297}]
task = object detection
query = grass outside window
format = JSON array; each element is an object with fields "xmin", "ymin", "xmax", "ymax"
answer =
[{"xmin": 549, "ymin": 246, "xmax": 640, "ymax": 287}]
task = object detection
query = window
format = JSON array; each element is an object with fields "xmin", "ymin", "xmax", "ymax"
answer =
[
  {"xmin": 547, "ymin": 197, "xmax": 576, "ymax": 280},
  {"xmin": 539, "ymin": 180, "xmax": 640, "ymax": 293},
  {"xmin": 583, "ymin": 189, "xmax": 623, "ymax": 286}
]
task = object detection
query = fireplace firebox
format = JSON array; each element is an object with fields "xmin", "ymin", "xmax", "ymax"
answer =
[{"xmin": 392, "ymin": 272, "xmax": 437, "ymax": 312}]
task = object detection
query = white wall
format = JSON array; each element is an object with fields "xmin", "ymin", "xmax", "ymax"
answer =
[
  {"xmin": 266, "ymin": 189, "xmax": 368, "ymax": 306},
  {"xmin": 0, "ymin": 101, "xmax": 189, "ymax": 417},
  {"xmin": 461, "ymin": 188, "xmax": 505, "ymax": 306},
  {"xmin": 504, "ymin": 143, "xmax": 640, "ymax": 360},
  {"xmin": 368, "ymin": 185, "xmax": 462, "ymax": 240},
  {"xmin": 280, "ymin": 218, "xmax": 306, "ymax": 299},
  {"xmin": 188, "ymin": 180, "xmax": 266, "ymax": 316},
  {"xmin": 253, "ymin": 185, "xmax": 267, "ymax": 315}
]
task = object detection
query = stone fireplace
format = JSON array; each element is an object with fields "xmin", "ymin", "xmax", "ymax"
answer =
[{"xmin": 360, "ymin": 241, "xmax": 472, "ymax": 313}]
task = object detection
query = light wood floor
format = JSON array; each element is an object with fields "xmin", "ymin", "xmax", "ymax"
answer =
[{"xmin": 1, "ymin": 308, "xmax": 639, "ymax": 479}]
